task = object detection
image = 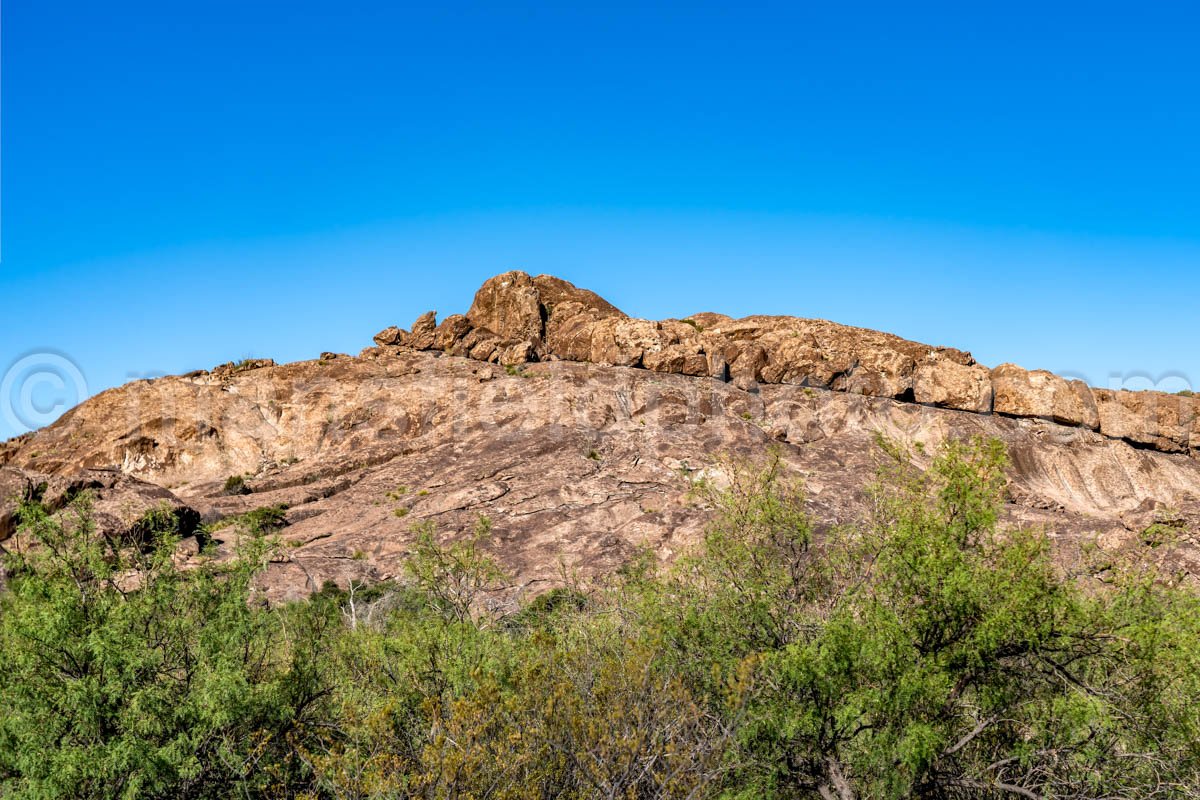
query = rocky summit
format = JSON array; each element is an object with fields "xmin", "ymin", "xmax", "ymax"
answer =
[{"xmin": 3, "ymin": 272, "xmax": 1199, "ymax": 601}]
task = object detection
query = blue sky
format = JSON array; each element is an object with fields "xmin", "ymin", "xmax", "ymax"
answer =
[{"xmin": 2, "ymin": 1, "xmax": 1199, "ymax": 437}]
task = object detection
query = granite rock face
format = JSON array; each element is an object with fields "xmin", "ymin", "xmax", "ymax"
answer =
[
  {"xmin": 991, "ymin": 364, "xmax": 1100, "ymax": 430},
  {"xmin": 2, "ymin": 272, "xmax": 1198, "ymax": 601},
  {"xmin": 373, "ymin": 272, "xmax": 1197, "ymax": 456}
]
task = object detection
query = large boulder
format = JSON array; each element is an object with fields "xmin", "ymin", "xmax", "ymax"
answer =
[
  {"xmin": 467, "ymin": 271, "xmax": 546, "ymax": 343},
  {"xmin": 433, "ymin": 314, "xmax": 473, "ymax": 354},
  {"xmin": 530, "ymin": 274, "xmax": 624, "ymax": 320},
  {"xmin": 1093, "ymin": 389, "xmax": 1194, "ymax": 453},
  {"xmin": 544, "ymin": 313, "xmax": 667, "ymax": 367},
  {"xmin": 464, "ymin": 271, "xmax": 627, "ymax": 349},
  {"xmin": 372, "ymin": 325, "xmax": 405, "ymax": 346},
  {"xmin": 913, "ymin": 356, "xmax": 994, "ymax": 413},
  {"xmin": 405, "ymin": 311, "xmax": 439, "ymax": 349},
  {"xmin": 991, "ymin": 364, "xmax": 1099, "ymax": 430}
]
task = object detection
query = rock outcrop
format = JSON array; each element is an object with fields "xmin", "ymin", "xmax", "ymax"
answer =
[
  {"xmin": 2, "ymin": 271, "xmax": 1198, "ymax": 601},
  {"xmin": 372, "ymin": 271, "xmax": 1199, "ymax": 457}
]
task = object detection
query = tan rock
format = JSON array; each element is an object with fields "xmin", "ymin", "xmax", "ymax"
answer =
[
  {"xmin": 433, "ymin": 314, "xmax": 472, "ymax": 353},
  {"xmin": 467, "ymin": 334, "xmax": 501, "ymax": 363},
  {"xmin": 758, "ymin": 336, "xmax": 828, "ymax": 386},
  {"xmin": 530, "ymin": 274, "xmax": 624, "ymax": 320},
  {"xmin": 643, "ymin": 345, "xmax": 708, "ymax": 377},
  {"xmin": 832, "ymin": 352, "xmax": 915, "ymax": 400},
  {"xmin": 913, "ymin": 357, "xmax": 994, "ymax": 413},
  {"xmin": 729, "ymin": 343, "xmax": 768, "ymax": 389},
  {"xmin": 545, "ymin": 314, "xmax": 668, "ymax": 367},
  {"xmin": 405, "ymin": 311, "xmax": 438, "ymax": 349},
  {"xmin": 541, "ymin": 307, "xmax": 599, "ymax": 363},
  {"xmin": 8, "ymin": 346, "xmax": 1200, "ymax": 602},
  {"xmin": 8, "ymin": 271, "xmax": 1200, "ymax": 601},
  {"xmin": 499, "ymin": 341, "xmax": 536, "ymax": 366},
  {"xmin": 372, "ymin": 326, "xmax": 405, "ymax": 346},
  {"xmin": 467, "ymin": 271, "xmax": 545, "ymax": 344},
  {"xmin": 991, "ymin": 364, "xmax": 1099, "ymax": 429},
  {"xmin": 683, "ymin": 312, "xmax": 732, "ymax": 330},
  {"xmin": 1093, "ymin": 389, "xmax": 1194, "ymax": 452},
  {"xmin": 611, "ymin": 319, "xmax": 671, "ymax": 366}
]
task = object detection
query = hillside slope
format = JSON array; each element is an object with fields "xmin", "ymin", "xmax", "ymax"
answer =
[{"xmin": 3, "ymin": 273, "xmax": 1198, "ymax": 601}]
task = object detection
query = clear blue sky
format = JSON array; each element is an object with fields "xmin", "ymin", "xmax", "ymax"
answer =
[{"xmin": 3, "ymin": 1, "xmax": 1199, "ymax": 438}]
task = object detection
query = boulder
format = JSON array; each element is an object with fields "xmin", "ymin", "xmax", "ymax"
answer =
[
  {"xmin": 405, "ymin": 311, "xmax": 438, "ymax": 349},
  {"xmin": 991, "ymin": 364, "xmax": 1099, "ymax": 429},
  {"xmin": 758, "ymin": 336, "xmax": 829, "ymax": 386},
  {"xmin": 545, "ymin": 314, "xmax": 665, "ymax": 367},
  {"xmin": 467, "ymin": 272, "xmax": 546, "ymax": 345},
  {"xmin": 433, "ymin": 314, "xmax": 473, "ymax": 353},
  {"xmin": 542, "ymin": 305, "xmax": 600, "ymax": 362},
  {"xmin": 1093, "ymin": 389, "xmax": 1193, "ymax": 452},
  {"xmin": 530, "ymin": 274, "xmax": 624, "ymax": 320},
  {"xmin": 499, "ymin": 341, "xmax": 536, "ymax": 366},
  {"xmin": 729, "ymin": 343, "xmax": 768, "ymax": 389},
  {"xmin": 643, "ymin": 345, "xmax": 709, "ymax": 377},
  {"xmin": 373, "ymin": 325, "xmax": 405, "ymax": 346},
  {"xmin": 913, "ymin": 357, "xmax": 994, "ymax": 413}
]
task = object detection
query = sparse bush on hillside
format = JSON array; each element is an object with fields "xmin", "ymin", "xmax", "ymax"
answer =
[
  {"xmin": 222, "ymin": 473, "xmax": 250, "ymax": 495},
  {"xmin": 1, "ymin": 439, "xmax": 1199, "ymax": 799},
  {"xmin": 237, "ymin": 504, "xmax": 289, "ymax": 533}
]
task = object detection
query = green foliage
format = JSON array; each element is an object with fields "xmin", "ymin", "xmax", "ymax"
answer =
[
  {"xmin": 0, "ymin": 493, "xmax": 333, "ymax": 799},
  {"xmin": 403, "ymin": 516, "xmax": 507, "ymax": 624},
  {"xmin": 240, "ymin": 504, "xmax": 289, "ymax": 533},
  {"xmin": 2, "ymin": 439, "xmax": 1199, "ymax": 798},
  {"xmin": 222, "ymin": 474, "xmax": 250, "ymax": 496},
  {"xmin": 209, "ymin": 504, "xmax": 289, "ymax": 536}
]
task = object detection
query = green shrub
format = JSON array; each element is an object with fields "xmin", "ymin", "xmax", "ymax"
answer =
[
  {"xmin": 3, "ymin": 439, "xmax": 1199, "ymax": 799},
  {"xmin": 222, "ymin": 474, "xmax": 250, "ymax": 495},
  {"xmin": 208, "ymin": 504, "xmax": 289, "ymax": 536},
  {"xmin": 0, "ymin": 494, "xmax": 334, "ymax": 799}
]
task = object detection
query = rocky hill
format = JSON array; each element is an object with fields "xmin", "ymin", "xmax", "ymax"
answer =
[{"xmin": 3, "ymin": 272, "xmax": 1199, "ymax": 601}]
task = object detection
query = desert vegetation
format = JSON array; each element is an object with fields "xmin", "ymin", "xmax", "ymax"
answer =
[{"xmin": 1, "ymin": 439, "xmax": 1198, "ymax": 799}]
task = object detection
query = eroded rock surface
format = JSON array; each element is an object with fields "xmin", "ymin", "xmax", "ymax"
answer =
[
  {"xmin": 2, "ymin": 272, "xmax": 1198, "ymax": 601},
  {"xmin": 371, "ymin": 271, "xmax": 1199, "ymax": 457}
]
